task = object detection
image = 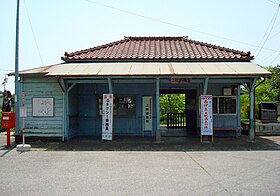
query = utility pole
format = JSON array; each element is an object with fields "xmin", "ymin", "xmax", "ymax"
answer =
[{"xmin": 15, "ymin": 0, "xmax": 21, "ymax": 144}]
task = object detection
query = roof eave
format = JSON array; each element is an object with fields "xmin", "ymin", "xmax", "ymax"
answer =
[{"xmin": 62, "ymin": 57, "xmax": 252, "ymax": 63}]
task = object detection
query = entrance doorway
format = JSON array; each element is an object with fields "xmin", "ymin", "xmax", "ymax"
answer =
[
  {"xmin": 160, "ymin": 93, "xmax": 186, "ymax": 127},
  {"xmin": 160, "ymin": 89, "xmax": 197, "ymax": 136}
]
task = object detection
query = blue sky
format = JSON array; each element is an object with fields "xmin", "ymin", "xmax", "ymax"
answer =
[{"xmin": 1, "ymin": 0, "xmax": 280, "ymax": 92}]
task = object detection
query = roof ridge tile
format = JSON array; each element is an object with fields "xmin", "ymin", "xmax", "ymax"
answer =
[{"xmin": 185, "ymin": 37, "xmax": 249, "ymax": 55}]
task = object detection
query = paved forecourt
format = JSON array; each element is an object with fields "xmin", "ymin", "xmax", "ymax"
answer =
[{"xmin": 0, "ymin": 149, "xmax": 279, "ymax": 195}]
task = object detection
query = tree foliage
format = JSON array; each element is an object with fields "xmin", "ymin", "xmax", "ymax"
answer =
[
  {"xmin": 160, "ymin": 94, "xmax": 185, "ymax": 124},
  {"xmin": 240, "ymin": 65, "xmax": 279, "ymax": 119},
  {"xmin": 268, "ymin": 65, "xmax": 280, "ymax": 102}
]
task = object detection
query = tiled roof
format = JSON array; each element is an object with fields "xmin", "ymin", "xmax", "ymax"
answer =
[{"xmin": 62, "ymin": 36, "xmax": 253, "ymax": 62}]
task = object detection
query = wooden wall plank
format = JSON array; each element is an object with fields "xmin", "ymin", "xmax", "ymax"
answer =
[{"xmin": 22, "ymin": 75, "xmax": 64, "ymax": 138}]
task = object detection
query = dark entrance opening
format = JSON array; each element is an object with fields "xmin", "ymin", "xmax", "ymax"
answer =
[
  {"xmin": 160, "ymin": 89, "xmax": 197, "ymax": 136},
  {"xmin": 160, "ymin": 93, "xmax": 186, "ymax": 127}
]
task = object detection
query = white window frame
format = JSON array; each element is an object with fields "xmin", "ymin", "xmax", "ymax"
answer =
[{"xmin": 213, "ymin": 96, "xmax": 237, "ymax": 115}]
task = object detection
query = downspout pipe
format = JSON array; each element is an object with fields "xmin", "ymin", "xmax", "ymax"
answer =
[{"xmin": 254, "ymin": 77, "xmax": 266, "ymax": 89}]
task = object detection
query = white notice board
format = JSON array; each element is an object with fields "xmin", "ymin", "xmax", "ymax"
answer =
[{"xmin": 32, "ymin": 98, "xmax": 54, "ymax": 117}]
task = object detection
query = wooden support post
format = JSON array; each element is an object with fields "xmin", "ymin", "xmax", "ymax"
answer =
[
  {"xmin": 249, "ymin": 78, "xmax": 257, "ymax": 140},
  {"xmin": 63, "ymin": 79, "xmax": 68, "ymax": 141},
  {"xmin": 108, "ymin": 78, "xmax": 113, "ymax": 94},
  {"xmin": 156, "ymin": 78, "xmax": 160, "ymax": 131},
  {"xmin": 203, "ymin": 77, "xmax": 209, "ymax": 95}
]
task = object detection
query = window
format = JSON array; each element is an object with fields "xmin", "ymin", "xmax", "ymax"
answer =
[
  {"xmin": 213, "ymin": 96, "xmax": 236, "ymax": 114},
  {"xmin": 117, "ymin": 96, "xmax": 135, "ymax": 116},
  {"xmin": 98, "ymin": 96, "xmax": 136, "ymax": 116}
]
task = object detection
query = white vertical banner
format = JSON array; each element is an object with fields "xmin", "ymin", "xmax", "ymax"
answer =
[
  {"xmin": 143, "ymin": 96, "xmax": 153, "ymax": 131},
  {"xmin": 200, "ymin": 95, "xmax": 213, "ymax": 136},
  {"xmin": 102, "ymin": 94, "xmax": 113, "ymax": 141}
]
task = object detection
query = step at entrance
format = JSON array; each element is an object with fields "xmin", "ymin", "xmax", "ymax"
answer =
[{"xmin": 160, "ymin": 127, "xmax": 187, "ymax": 137}]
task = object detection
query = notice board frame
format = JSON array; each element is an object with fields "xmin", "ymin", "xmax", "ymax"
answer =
[{"xmin": 32, "ymin": 97, "xmax": 54, "ymax": 117}]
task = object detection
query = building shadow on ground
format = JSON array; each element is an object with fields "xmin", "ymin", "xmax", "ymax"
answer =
[{"xmin": 25, "ymin": 135, "xmax": 280, "ymax": 152}]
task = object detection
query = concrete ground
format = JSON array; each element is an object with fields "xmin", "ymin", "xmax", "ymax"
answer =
[
  {"xmin": 20, "ymin": 135, "xmax": 280, "ymax": 151},
  {"xmin": 1, "ymin": 131, "xmax": 280, "ymax": 152},
  {"xmin": 0, "ymin": 133, "xmax": 280, "ymax": 195}
]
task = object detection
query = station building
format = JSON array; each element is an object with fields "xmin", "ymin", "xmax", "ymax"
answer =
[{"xmin": 16, "ymin": 36, "xmax": 271, "ymax": 140}]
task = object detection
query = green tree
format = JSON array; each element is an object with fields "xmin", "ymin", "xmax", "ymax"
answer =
[
  {"xmin": 268, "ymin": 65, "xmax": 280, "ymax": 102},
  {"xmin": 240, "ymin": 93, "xmax": 250, "ymax": 119},
  {"xmin": 240, "ymin": 65, "xmax": 279, "ymax": 119},
  {"xmin": 160, "ymin": 94, "xmax": 185, "ymax": 124}
]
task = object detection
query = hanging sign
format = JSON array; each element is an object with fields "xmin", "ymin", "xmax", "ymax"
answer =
[
  {"xmin": 170, "ymin": 77, "xmax": 192, "ymax": 84},
  {"xmin": 102, "ymin": 94, "xmax": 113, "ymax": 141},
  {"xmin": 200, "ymin": 95, "xmax": 213, "ymax": 136}
]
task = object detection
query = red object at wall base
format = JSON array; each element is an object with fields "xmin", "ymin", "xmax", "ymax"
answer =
[
  {"xmin": 6, "ymin": 128, "xmax": 10, "ymax": 147},
  {"xmin": 2, "ymin": 112, "xmax": 15, "ymax": 129}
]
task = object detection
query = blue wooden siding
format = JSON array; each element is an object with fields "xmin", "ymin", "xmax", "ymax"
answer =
[
  {"xmin": 204, "ymin": 83, "xmax": 240, "ymax": 136},
  {"xmin": 21, "ymin": 74, "xmax": 242, "ymax": 138},
  {"xmin": 207, "ymin": 83, "xmax": 232, "ymax": 95},
  {"xmin": 21, "ymin": 75, "xmax": 64, "ymax": 138},
  {"xmin": 207, "ymin": 83, "xmax": 239, "ymax": 129},
  {"xmin": 213, "ymin": 115, "xmax": 238, "ymax": 128},
  {"xmin": 69, "ymin": 81, "xmax": 241, "ymax": 137},
  {"xmin": 69, "ymin": 82, "xmax": 156, "ymax": 137}
]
